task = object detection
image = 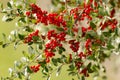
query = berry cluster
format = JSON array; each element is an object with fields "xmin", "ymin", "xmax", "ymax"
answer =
[
  {"xmin": 110, "ymin": 8, "xmax": 115, "ymax": 18},
  {"xmin": 82, "ymin": 26, "xmax": 92, "ymax": 37},
  {"xmin": 69, "ymin": 40, "xmax": 80, "ymax": 52},
  {"xmin": 80, "ymin": 68, "xmax": 89, "ymax": 77},
  {"xmin": 24, "ymin": 30, "xmax": 39, "ymax": 43},
  {"xmin": 101, "ymin": 19, "xmax": 118, "ymax": 30},
  {"xmin": 75, "ymin": 61, "xmax": 89, "ymax": 77},
  {"xmin": 78, "ymin": 52, "xmax": 86, "ymax": 59},
  {"xmin": 26, "ymin": 4, "xmax": 66, "ymax": 27},
  {"xmin": 44, "ymin": 49, "xmax": 55, "ymax": 63},
  {"xmin": 85, "ymin": 39, "xmax": 92, "ymax": 55},
  {"xmin": 44, "ymin": 30, "xmax": 66, "ymax": 63},
  {"xmin": 45, "ymin": 39, "xmax": 62, "ymax": 50},
  {"xmin": 75, "ymin": 61, "xmax": 83, "ymax": 69},
  {"xmin": 30, "ymin": 64, "xmax": 40, "ymax": 73}
]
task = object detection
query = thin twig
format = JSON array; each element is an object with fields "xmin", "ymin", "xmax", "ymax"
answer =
[{"xmin": 74, "ymin": 10, "xmax": 84, "ymax": 24}]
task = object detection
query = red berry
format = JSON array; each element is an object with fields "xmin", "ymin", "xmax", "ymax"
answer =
[{"xmin": 25, "ymin": 11, "xmax": 31, "ymax": 16}]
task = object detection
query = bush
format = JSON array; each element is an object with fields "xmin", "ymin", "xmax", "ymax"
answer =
[{"xmin": 0, "ymin": 0, "xmax": 120, "ymax": 80}]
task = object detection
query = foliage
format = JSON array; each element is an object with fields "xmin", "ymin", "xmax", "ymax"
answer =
[{"xmin": 0, "ymin": 0, "xmax": 120, "ymax": 80}]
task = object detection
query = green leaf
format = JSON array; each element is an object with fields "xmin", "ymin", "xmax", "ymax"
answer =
[
  {"xmin": 68, "ymin": 64, "xmax": 75, "ymax": 71},
  {"xmin": 52, "ymin": 58, "xmax": 58, "ymax": 66},
  {"xmin": 56, "ymin": 65, "xmax": 62, "ymax": 76},
  {"xmin": 16, "ymin": 5, "xmax": 22, "ymax": 9},
  {"xmin": 86, "ymin": 30, "xmax": 97, "ymax": 39},
  {"xmin": 68, "ymin": 72, "xmax": 76, "ymax": 76},
  {"xmin": 90, "ymin": 22, "xmax": 96, "ymax": 29},
  {"xmin": 0, "ymin": 3, "xmax": 3, "ymax": 10},
  {"xmin": 67, "ymin": 29, "xmax": 75, "ymax": 36},
  {"xmin": 87, "ymin": 63, "xmax": 94, "ymax": 73},
  {"xmin": 17, "ymin": 72, "xmax": 23, "ymax": 79},
  {"xmin": 118, "ymin": 44, "xmax": 120, "ymax": 49},
  {"xmin": 107, "ymin": 44, "xmax": 114, "ymax": 50},
  {"xmin": 110, "ymin": 0, "xmax": 115, "ymax": 7},
  {"xmin": 2, "ymin": 33, "xmax": 6, "ymax": 42},
  {"xmin": 18, "ymin": 34, "xmax": 25, "ymax": 40},
  {"xmin": 81, "ymin": 76, "xmax": 85, "ymax": 80},
  {"xmin": 17, "ymin": 9, "xmax": 23, "ymax": 15},
  {"xmin": 27, "ymin": 66, "xmax": 33, "ymax": 73},
  {"xmin": 24, "ymin": 26, "xmax": 34, "ymax": 32},
  {"xmin": 38, "ymin": 42, "xmax": 43, "ymax": 49},
  {"xmin": 42, "ymin": 69, "xmax": 47, "ymax": 76},
  {"xmin": 51, "ymin": 0, "xmax": 60, "ymax": 6},
  {"xmin": 2, "ymin": 43, "xmax": 9, "ymax": 48},
  {"xmin": 32, "ymin": 36, "xmax": 39, "ymax": 41},
  {"xmin": 14, "ymin": 40, "xmax": 20, "ymax": 49},
  {"xmin": 19, "ymin": 18, "xmax": 26, "ymax": 23},
  {"xmin": 103, "ymin": 32, "xmax": 111, "ymax": 37},
  {"xmin": 58, "ymin": 47, "xmax": 66, "ymax": 54},
  {"xmin": 44, "ymin": 66, "xmax": 49, "ymax": 72},
  {"xmin": 57, "ymin": 58, "xmax": 62, "ymax": 63},
  {"xmin": 56, "ymin": 27, "xmax": 64, "ymax": 31},
  {"xmin": 5, "ymin": 18, "xmax": 13, "ymax": 22},
  {"xmin": 7, "ymin": 2, "xmax": 12, "ymax": 8}
]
